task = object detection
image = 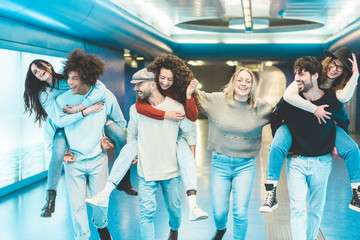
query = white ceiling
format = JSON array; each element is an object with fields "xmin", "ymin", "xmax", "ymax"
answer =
[{"xmin": 109, "ymin": 0, "xmax": 360, "ymax": 44}]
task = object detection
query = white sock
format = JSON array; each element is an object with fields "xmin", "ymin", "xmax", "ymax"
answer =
[
  {"xmin": 102, "ymin": 182, "xmax": 116, "ymax": 198},
  {"xmin": 188, "ymin": 195, "xmax": 197, "ymax": 209},
  {"xmin": 351, "ymin": 182, "xmax": 360, "ymax": 189},
  {"xmin": 266, "ymin": 180, "xmax": 278, "ymax": 188}
]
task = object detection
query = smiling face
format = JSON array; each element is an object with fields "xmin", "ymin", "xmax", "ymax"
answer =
[
  {"xmin": 327, "ymin": 58, "xmax": 344, "ymax": 80},
  {"xmin": 67, "ymin": 71, "xmax": 90, "ymax": 95},
  {"xmin": 31, "ymin": 62, "xmax": 52, "ymax": 84},
  {"xmin": 295, "ymin": 68, "xmax": 314, "ymax": 92},
  {"xmin": 158, "ymin": 68, "xmax": 174, "ymax": 91},
  {"xmin": 234, "ymin": 70, "xmax": 253, "ymax": 101},
  {"xmin": 133, "ymin": 80, "xmax": 152, "ymax": 100}
]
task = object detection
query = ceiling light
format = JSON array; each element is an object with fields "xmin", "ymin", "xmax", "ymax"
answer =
[
  {"xmin": 229, "ymin": 19, "xmax": 269, "ymax": 30},
  {"xmin": 226, "ymin": 61, "xmax": 237, "ymax": 66},
  {"xmin": 265, "ymin": 61, "xmax": 273, "ymax": 66}
]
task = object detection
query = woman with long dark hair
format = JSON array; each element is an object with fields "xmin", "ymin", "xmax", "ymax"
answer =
[{"xmin": 24, "ymin": 58, "xmax": 114, "ymax": 218}]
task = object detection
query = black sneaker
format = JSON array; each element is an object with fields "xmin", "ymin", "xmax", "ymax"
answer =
[
  {"xmin": 259, "ymin": 183, "xmax": 278, "ymax": 213},
  {"xmin": 212, "ymin": 228, "xmax": 226, "ymax": 240},
  {"xmin": 97, "ymin": 227, "xmax": 112, "ymax": 240},
  {"xmin": 349, "ymin": 186, "xmax": 360, "ymax": 212}
]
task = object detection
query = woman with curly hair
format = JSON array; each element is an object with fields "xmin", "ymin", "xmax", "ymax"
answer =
[
  {"xmin": 260, "ymin": 47, "xmax": 360, "ymax": 213},
  {"xmin": 136, "ymin": 54, "xmax": 207, "ymax": 221},
  {"xmin": 86, "ymin": 54, "xmax": 208, "ymax": 222}
]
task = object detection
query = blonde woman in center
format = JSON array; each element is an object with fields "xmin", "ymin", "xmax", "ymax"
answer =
[{"xmin": 187, "ymin": 67, "xmax": 274, "ymax": 239}]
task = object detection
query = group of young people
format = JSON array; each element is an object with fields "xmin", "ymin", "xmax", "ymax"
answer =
[{"xmin": 23, "ymin": 46, "xmax": 359, "ymax": 240}]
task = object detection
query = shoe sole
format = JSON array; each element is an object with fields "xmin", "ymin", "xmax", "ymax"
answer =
[
  {"xmin": 85, "ymin": 199, "xmax": 108, "ymax": 208},
  {"xmin": 259, "ymin": 204, "xmax": 278, "ymax": 213},
  {"xmin": 349, "ymin": 204, "xmax": 360, "ymax": 212},
  {"xmin": 189, "ymin": 215, "xmax": 208, "ymax": 221}
]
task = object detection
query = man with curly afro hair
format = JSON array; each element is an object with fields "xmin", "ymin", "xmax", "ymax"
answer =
[{"xmin": 56, "ymin": 49, "xmax": 127, "ymax": 240}]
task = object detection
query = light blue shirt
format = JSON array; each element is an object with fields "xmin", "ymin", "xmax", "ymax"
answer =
[
  {"xmin": 42, "ymin": 80, "xmax": 106, "ymax": 150},
  {"xmin": 56, "ymin": 87, "xmax": 126, "ymax": 160}
]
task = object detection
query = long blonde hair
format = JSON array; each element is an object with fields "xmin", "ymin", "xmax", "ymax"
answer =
[{"xmin": 222, "ymin": 67, "xmax": 258, "ymax": 108}]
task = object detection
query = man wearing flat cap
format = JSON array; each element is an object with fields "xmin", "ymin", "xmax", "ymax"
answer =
[{"xmin": 128, "ymin": 68, "xmax": 196, "ymax": 240}]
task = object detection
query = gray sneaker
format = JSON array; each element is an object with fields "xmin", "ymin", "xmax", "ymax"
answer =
[{"xmin": 259, "ymin": 183, "xmax": 278, "ymax": 213}]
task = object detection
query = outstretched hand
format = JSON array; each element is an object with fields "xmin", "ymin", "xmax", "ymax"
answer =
[
  {"xmin": 63, "ymin": 151, "xmax": 77, "ymax": 163},
  {"xmin": 331, "ymin": 147, "xmax": 341, "ymax": 159},
  {"xmin": 101, "ymin": 137, "xmax": 115, "ymax": 150},
  {"xmin": 186, "ymin": 79, "xmax": 199, "ymax": 99},
  {"xmin": 164, "ymin": 111, "xmax": 185, "ymax": 122},
  {"xmin": 349, "ymin": 53, "xmax": 358, "ymax": 73},
  {"xmin": 82, "ymin": 101, "xmax": 104, "ymax": 116},
  {"xmin": 63, "ymin": 104, "xmax": 80, "ymax": 114},
  {"xmin": 314, "ymin": 105, "xmax": 331, "ymax": 124}
]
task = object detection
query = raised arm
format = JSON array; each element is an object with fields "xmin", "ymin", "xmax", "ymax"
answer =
[
  {"xmin": 283, "ymin": 81, "xmax": 331, "ymax": 124},
  {"xmin": 335, "ymin": 53, "xmax": 359, "ymax": 103},
  {"xmin": 183, "ymin": 79, "xmax": 199, "ymax": 122}
]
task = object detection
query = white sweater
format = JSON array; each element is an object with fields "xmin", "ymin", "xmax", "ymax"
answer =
[
  {"xmin": 127, "ymin": 97, "xmax": 197, "ymax": 181},
  {"xmin": 283, "ymin": 71, "xmax": 359, "ymax": 113}
]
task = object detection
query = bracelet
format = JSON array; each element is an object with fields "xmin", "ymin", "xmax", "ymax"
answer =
[{"xmin": 81, "ymin": 110, "xmax": 85, "ymax": 117}]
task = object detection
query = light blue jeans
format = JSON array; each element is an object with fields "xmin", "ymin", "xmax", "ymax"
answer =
[
  {"xmin": 47, "ymin": 128, "xmax": 68, "ymax": 190},
  {"xmin": 108, "ymin": 139, "xmax": 138, "ymax": 185},
  {"xmin": 104, "ymin": 122, "xmax": 127, "ymax": 158},
  {"xmin": 138, "ymin": 176, "xmax": 181, "ymax": 240},
  {"xmin": 286, "ymin": 154, "xmax": 332, "ymax": 240},
  {"xmin": 47, "ymin": 122, "xmax": 126, "ymax": 191},
  {"xmin": 176, "ymin": 136, "xmax": 197, "ymax": 191},
  {"xmin": 108, "ymin": 136, "xmax": 197, "ymax": 192},
  {"xmin": 266, "ymin": 124, "xmax": 360, "ymax": 183},
  {"xmin": 64, "ymin": 153, "xmax": 109, "ymax": 240},
  {"xmin": 211, "ymin": 151, "xmax": 256, "ymax": 240}
]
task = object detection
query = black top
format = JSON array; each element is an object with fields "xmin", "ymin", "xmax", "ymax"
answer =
[{"xmin": 271, "ymin": 90, "xmax": 349, "ymax": 157}]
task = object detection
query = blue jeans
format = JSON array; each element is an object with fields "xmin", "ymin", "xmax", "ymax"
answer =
[
  {"xmin": 138, "ymin": 176, "xmax": 181, "ymax": 240},
  {"xmin": 266, "ymin": 124, "xmax": 360, "ymax": 183},
  {"xmin": 64, "ymin": 153, "xmax": 109, "ymax": 240},
  {"xmin": 108, "ymin": 139, "xmax": 138, "ymax": 185},
  {"xmin": 104, "ymin": 122, "xmax": 126, "ymax": 158},
  {"xmin": 286, "ymin": 154, "xmax": 332, "ymax": 240},
  {"xmin": 211, "ymin": 151, "xmax": 256, "ymax": 240},
  {"xmin": 108, "ymin": 136, "xmax": 197, "ymax": 191},
  {"xmin": 177, "ymin": 137, "xmax": 197, "ymax": 192},
  {"xmin": 46, "ymin": 123, "xmax": 126, "ymax": 191},
  {"xmin": 47, "ymin": 128, "xmax": 68, "ymax": 190}
]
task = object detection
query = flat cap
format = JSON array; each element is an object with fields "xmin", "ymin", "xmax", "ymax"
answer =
[{"xmin": 131, "ymin": 68, "xmax": 155, "ymax": 83}]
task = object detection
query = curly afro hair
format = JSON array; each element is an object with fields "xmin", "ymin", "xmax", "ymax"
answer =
[
  {"xmin": 147, "ymin": 54, "xmax": 201, "ymax": 110},
  {"xmin": 63, "ymin": 49, "xmax": 106, "ymax": 86}
]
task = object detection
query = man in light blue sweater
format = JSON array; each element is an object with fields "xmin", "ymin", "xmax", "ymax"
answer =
[
  {"xmin": 55, "ymin": 49, "xmax": 126, "ymax": 240},
  {"xmin": 128, "ymin": 68, "xmax": 197, "ymax": 240}
]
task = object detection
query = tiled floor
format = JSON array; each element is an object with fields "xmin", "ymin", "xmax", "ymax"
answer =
[{"xmin": 0, "ymin": 120, "xmax": 360, "ymax": 239}]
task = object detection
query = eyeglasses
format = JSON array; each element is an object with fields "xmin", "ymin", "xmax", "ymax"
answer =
[{"xmin": 329, "ymin": 60, "xmax": 344, "ymax": 72}]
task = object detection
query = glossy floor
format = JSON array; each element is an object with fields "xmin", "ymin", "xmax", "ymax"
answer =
[{"xmin": 0, "ymin": 120, "xmax": 360, "ymax": 239}]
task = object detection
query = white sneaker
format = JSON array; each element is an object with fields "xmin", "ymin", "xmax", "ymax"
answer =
[
  {"xmin": 85, "ymin": 191, "xmax": 109, "ymax": 207},
  {"xmin": 189, "ymin": 205, "xmax": 208, "ymax": 221}
]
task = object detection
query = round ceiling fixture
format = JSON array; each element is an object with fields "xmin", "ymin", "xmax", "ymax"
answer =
[{"xmin": 176, "ymin": 17, "xmax": 323, "ymax": 33}]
